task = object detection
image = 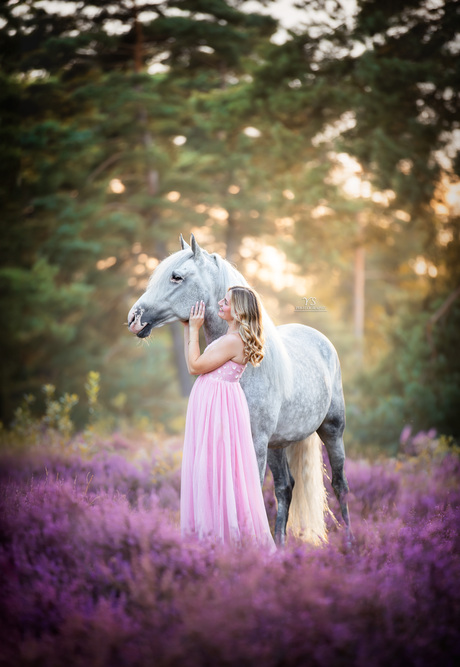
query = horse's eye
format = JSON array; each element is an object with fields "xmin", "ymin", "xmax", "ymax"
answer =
[{"xmin": 171, "ymin": 272, "xmax": 183, "ymax": 284}]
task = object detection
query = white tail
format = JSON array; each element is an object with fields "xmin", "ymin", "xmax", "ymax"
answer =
[{"xmin": 285, "ymin": 433, "xmax": 327, "ymax": 545}]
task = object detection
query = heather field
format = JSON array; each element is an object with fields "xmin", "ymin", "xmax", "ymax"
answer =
[{"xmin": 1, "ymin": 429, "xmax": 459, "ymax": 667}]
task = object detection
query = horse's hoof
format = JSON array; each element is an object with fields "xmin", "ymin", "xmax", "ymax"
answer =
[
  {"xmin": 345, "ymin": 530, "xmax": 355, "ymax": 551},
  {"xmin": 274, "ymin": 532, "xmax": 286, "ymax": 548}
]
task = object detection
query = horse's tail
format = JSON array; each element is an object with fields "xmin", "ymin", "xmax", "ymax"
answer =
[{"xmin": 285, "ymin": 433, "xmax": 327, "ymax": 544}]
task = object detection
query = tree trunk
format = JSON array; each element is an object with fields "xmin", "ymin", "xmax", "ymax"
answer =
[
  {"xmin": 171, "ymin": 321, "xmax": 194, "ymax": 396},
  {"xmin": 353, "ymin": 244, "xmax": 365, "ymax": 367}
]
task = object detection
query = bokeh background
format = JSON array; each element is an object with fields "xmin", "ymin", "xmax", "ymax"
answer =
[
  {"xmin": 2, "ymin": 3, "xmax": 460, "ymax": 665},
  {"xmin": 1, "ymin": 0, "xmax": 460, "ymax": 450}
]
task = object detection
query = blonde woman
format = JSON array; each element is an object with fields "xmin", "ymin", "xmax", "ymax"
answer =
[{"xmin": 181, "ymin": 286, "xmax": 275, "ymax": 550}]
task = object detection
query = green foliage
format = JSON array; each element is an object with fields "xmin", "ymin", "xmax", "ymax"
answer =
[
  {"xmin": 83, "ymin": 370, "xmax": 101, "ymax": 443},
  {"xmin": 0, "ymin": 0, "xmax": 282, "ymax": 425},
  {"xmin": 85, "ymin": 371, "xmax": 100, "ymax": 416},
  {"xmin": 3, "ymin": 371, "xmax": 147, "ymax": 455},
  {"xmin": 42, "ymin": 384, "xmax": 79, "ymax": 441},
  {"xmin": 347, "ymin": 286, "xmax": 460, "ymax": 453},
  {"xmin": 1, "ymin": 0, "xmax": 459, "ymax": 451},
  {"xmin": 6, "ymin": 383, "xmax": 79, "ymax": 452}
]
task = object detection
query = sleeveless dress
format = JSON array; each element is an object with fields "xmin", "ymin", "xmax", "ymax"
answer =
[{"xmin": 180, "ymin": 336, "xmax": 276, "ymax": 551}]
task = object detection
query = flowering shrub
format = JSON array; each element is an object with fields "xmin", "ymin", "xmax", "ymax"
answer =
[{"xmin": 0, "ymin": 434, "xmax": 459, "ymax": 666}]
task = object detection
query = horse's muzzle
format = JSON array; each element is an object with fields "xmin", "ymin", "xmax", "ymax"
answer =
[
  {"xmin": 135, "ymin": 322, "xmax": 153, "ymax": 338},
  {"xmin": 127, "ymin": 304, "xmax": 176, "ymax": 337},
  {"xmin": 127, "ymin": 304, "xmax": 154, "ymax": 336}
]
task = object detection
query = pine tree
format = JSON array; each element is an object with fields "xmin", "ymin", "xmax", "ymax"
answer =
[
  {"xmin": 0, "ymin": 0, "xmax": 279, "ymax": 424},
  {"xmin": 244, "ymin": 0, "xmax": 460, "ymax": 444}
]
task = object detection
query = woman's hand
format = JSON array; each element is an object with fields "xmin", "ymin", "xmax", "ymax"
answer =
[{"xmin": 189, "ymin": 300, "xmax": 205, "ymax": 332}]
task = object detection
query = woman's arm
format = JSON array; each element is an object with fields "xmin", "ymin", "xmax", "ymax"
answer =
[
  {"xmin": 187, "ymin": 301, "xmax": 242, "ymax": 375},
  {"xmin": 187, "ymin": 301, "xmax": 203, "ymax": 375}
]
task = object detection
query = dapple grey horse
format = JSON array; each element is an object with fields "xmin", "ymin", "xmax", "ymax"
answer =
[{"xmin": 128, "ymin": 234, "xmax": 352, "ymax": 546}]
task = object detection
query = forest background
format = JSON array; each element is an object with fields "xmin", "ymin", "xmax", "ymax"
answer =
[{"xmin": 1, "ymin": 0, "xmax": 460, "ymax": 455}]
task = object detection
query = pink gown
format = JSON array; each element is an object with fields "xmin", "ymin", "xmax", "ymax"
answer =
[{"xmin": 180, "ymin": 337, "xmax": 276, "ymax": 551}]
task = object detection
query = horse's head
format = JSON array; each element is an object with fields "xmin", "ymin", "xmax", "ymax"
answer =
[{"xmin": 127, "ymin": 234, "xmax": 225, "ymax": 338}]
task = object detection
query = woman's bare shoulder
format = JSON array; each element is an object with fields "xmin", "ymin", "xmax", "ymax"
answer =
[
  {"xmin": 219, "ymin": 332, "xmax": 245, "ymax": 363},
  {"xmin": 212, "ymin": 333, "xmax": 241, "ymax": 351}
]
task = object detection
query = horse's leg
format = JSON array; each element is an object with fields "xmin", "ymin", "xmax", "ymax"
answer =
[
  {"xmin": 267, "ymin": 447, "xmax": 294, "ymax": 547},
  {"xmin": 317, "ymin": 394, "xmax": 353, "ymax": 546}
]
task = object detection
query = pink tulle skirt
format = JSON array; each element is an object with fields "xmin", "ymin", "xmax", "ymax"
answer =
[{"xmin": 180, "ymin": 365, "xmax": 275, "ymax": 552}]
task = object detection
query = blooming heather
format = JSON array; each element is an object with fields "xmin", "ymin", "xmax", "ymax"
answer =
[{"xmin": 0, "ymin": 442, "xmax": 459, "ymax": 666}]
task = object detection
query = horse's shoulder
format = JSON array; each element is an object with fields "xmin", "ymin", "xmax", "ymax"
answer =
[
  {"xmin": 276, "ymin": 322, "xmax": 323, "ymax": 339},
  {"xmin": 276, "ymin": 323, "xmax": 338, "ymax": 357}
]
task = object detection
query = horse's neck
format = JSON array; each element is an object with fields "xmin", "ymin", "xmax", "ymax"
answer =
[
  {"xmin": 203, "ymin": 255, "xmax": 274, "ymax": 345},
  {"xmin": 202, "ymin": 303, "xmax": 277, "ymax": 351},
  {"xmin": 200, "ymin": 253, "xmax": 292, "ymax": 397},
  {"xmin": 203, "ymin": 311, "xmax": 227, "ymax": 345}
]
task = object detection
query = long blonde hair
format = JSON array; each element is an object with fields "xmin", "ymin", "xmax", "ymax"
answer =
[{"xmin": 229, "ymin": 286, "xmax": 265, "ymax": 366}]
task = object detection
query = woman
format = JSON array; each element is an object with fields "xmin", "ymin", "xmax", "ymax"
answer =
[{"xmin": 180, "ymin": 285, "xmax": 275, "ymax": 550}]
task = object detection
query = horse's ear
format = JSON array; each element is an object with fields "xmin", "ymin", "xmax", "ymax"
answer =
[
  {"xmin": 180, "ymin": 233, "xmax": 190, "ymax": 250},
  {"xmin": 190, "ymin": 233, "xmax": 204, "ymax": 261}
]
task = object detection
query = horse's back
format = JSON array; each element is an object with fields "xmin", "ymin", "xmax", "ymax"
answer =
[{"xmin": 276, "ymin": 323, "xmax": 340, "ymax": 374}]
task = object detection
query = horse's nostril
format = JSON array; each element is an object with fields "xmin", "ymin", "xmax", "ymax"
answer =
[{"xmin": 127, "ymin": 306, "xmax": 147, "ymax": 333}]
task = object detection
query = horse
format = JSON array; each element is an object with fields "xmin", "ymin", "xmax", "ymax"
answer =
[{"xmin": 128, "ymin": 234, "xmax": 352, "ymax": 547}]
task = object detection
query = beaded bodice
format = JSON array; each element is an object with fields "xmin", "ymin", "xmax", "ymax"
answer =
[
  {"xmin": 206, "ymin": 359, "xmax": 246, "ymax": 383},
  {"xmin": 203, "ymin": 336, "xmax": 247, "ymax": 383}
]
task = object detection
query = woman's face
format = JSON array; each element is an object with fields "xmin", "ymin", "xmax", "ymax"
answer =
[{"xmin": 218, "ymin": 291, "xmax": 233, "ymax": 321}]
